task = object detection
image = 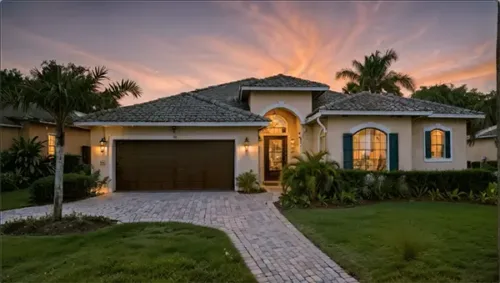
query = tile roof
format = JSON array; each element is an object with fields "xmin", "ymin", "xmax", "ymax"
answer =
[
  {"xmin": 192, "ymin": 78, "xmax": 258, "ymax": 110},
  {"xmin": 241, "ymin": 74, "xmax": 329, "ymax": 89},
  {"xmin": 475, "ymin": 125, "xmax": 497, "ymax": 139},
  {"xmin": 1, "ymin": 106, "xmax": 85, "ymax": 128},
  {"xmin": 312, "ymin": 92, "xmax": 484, "ymax": 117},
  {"xmin": 76, "ymin": 92, "xmax": 269, "ymax": 123}
]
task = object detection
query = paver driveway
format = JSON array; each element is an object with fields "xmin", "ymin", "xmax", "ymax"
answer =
[{"xmin": 1, "ymin": 192, "xmax": 356, "ymax": 283}]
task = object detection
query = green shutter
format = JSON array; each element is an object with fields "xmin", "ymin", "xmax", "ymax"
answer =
[
  {"xmin": 343, "ymin": 133, "xmax": 353, "ymax": 169},
  {"xmin": 425, "ymin": 131, "xmax": 431, "ymax": 158},
  {"xmin": 389, "ymin": 133, "xmax": 399, "ymax": 171},
  {"xmin": 445, "ymin": 131, "xmax": 451, "ymax": 158}
]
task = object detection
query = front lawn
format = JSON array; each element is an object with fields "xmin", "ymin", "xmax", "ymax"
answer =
[
  {"xmin": 283, "ymin": 202, "xmax": 496, "ymax": 283},
  {"xmin": 1, "ymin": 189, "xmax": 31, "ymax": 211},
  {"xmin": 1, "ymin": 222, "xmax": 256, "ymax": 283}
]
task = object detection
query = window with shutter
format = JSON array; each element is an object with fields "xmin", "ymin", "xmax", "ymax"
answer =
[{"xmin": 424, "ymin": 125, "xmax": 452, "ymax": 162}]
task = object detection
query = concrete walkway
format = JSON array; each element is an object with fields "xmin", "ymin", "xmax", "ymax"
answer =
[{"xmin": 1, "ymin": 192, "xmax": 356, "ymax": 283}]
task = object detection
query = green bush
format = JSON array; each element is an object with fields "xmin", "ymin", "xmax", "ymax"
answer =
[
  {"xmin": 48, "ymin": 154, "xmax": 86, "ymax": 173},
  {"xmin": 1, "ymin": 172, "xmax": 20, "ymax": 192},
  {"xmin": 29, "ymin": 173, "xmax": 99, "ymax": 204},
  {"xmin": 0, "ymin": 150, "xmax": 15, "ymax": 172},
  {"xmin": 281, "ymin": 151, "xmax": 339, "ymax": 202},
  {"xmin": 236, "ymin": 170, "xmax": 263, "ymax": 193}
]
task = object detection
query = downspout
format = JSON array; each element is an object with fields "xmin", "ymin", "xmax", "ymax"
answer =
[{"xmin": 316, "ymin": 117, "xmax": 327, "ymax": 152}]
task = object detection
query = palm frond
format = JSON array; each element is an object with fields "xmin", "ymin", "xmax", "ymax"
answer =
[{"xmin": 335, "ymin": 69, "xmax": 360, "ymax": 81}]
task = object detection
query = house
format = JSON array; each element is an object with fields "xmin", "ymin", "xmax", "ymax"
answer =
[
  {"xmin": 74, "ymin": 74, "xmax": 484, "ymax": 192},
  {"xmin": 467, "ymin": 125, "xmax": 497, "ymax": 162},
  {"xmin": 0, "ymin": 106, "xmax": 91, "ymax": 159}
]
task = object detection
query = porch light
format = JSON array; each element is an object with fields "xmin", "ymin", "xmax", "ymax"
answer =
[
  {"xmin": 99, "ymin": 137, "xmax": 107, "ymax": 153},
  {"xmin": 244, "ymin": 137, "xmax": 250, "ymax": 152}
]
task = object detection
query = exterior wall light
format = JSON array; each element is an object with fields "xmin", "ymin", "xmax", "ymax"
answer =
[
  {"xmin": 99, "ymin": 137, "xmax": 107, "ymax": 153},
  {"xmin": 244, "ymin": 137, "xmax": 250, "ymax": 152}
]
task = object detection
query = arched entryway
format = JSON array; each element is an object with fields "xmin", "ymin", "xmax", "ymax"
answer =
[{"xmin": 259, "ymin": 108, "xmax": 301, "ymax": 184}]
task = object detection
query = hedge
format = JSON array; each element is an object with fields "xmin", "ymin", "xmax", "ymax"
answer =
[
  {"xmin": 338, "ymin": 169, "xmax": 495, "ymax": 195},
  {"xmin": 48, "ymin": 154, "xmax": 86, "ymax": 174},
  {"xmin": 29, "ymin": 173, "xmax": 97, "ymax": 204},
  {"xmin": 468, "ymin": 161, "xmax": 497, "ymax": 171}
]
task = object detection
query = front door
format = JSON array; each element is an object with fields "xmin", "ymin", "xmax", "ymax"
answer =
[{"xmin": 264, "ymin": 136, "xmax": 287, "ymax": 181}]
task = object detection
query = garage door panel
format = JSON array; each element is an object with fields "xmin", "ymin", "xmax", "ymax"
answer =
[{"xmin": 115, "ymin": 140, "xmax": 234, "ymax": 191}]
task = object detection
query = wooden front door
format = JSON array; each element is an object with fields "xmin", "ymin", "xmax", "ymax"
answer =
[{"xmin": 264, "ymin": 136, "xmax": 287, "ymax": 181}]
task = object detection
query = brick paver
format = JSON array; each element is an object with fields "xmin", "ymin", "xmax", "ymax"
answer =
[{"xmin": 1, "ymin": 192, "xmax": 357, "ymax": 283}]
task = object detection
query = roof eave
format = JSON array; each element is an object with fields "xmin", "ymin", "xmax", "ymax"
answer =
[
  {"xmin": 74, "ymin": 121, "xmax": 270, "ymax": 127},
  {"xmin": 305, "ymin": 110, "xmax": 485, "ymax": 123},
  {"xmin": 240, "ymin": 86, "xmax": 329, "ymax": 91}
]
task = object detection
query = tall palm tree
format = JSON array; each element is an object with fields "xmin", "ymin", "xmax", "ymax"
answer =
[
  {"xmin": 1, "ymin": 60, "xmax": 142, "ymax": 220},
  {"xmin": 336, "ymin": 49, "xmax": 416, "ymax": 96}
]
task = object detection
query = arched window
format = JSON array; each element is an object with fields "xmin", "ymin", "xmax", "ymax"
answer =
[
  {"xmin": 262, "ymin": 114, "xmax": 287, "ymax": 134},
  {"xmin": 353, "ymin": 128, "xmax": 387, "ymax": 171},
  {"xmin": 429, "ymin": 129, "xmax": 445, "ymax": 158}
]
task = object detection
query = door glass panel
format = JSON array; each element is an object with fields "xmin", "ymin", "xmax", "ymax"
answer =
[{"xmin": 269, "ymin": 139, "xmax": 283, "ymax": 171}]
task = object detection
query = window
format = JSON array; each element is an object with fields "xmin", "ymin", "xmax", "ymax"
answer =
[
  {"xmin": 261, "ymin": 114, "xmax": 287, "ymax": 135},
  {"xmin": 430, "ymin": 129, "xmax": 445, "ymax": 158},
  {"xmin": 424, "ymin": 125, "xmax": 451, "ymax": 161},
  {"xmin": 47, "ymin": 134, "xmax": 56, "ymax": 156},
  {"xmin": 352, "ymin": 128, "xmax": 387, "ymax": 171}
]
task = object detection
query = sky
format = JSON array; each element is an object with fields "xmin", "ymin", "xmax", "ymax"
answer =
[{"xmin": 1, "ymin": 0, "xmax": 496, "ymax": 106}]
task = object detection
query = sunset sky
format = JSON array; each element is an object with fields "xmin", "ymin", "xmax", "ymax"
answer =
[{"xmin": 1, "ymin": 1, "xmax": 496, "ymax": 105}]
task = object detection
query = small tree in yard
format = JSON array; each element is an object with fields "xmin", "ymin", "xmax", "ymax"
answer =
[{"xmin": 0, "ymin": 60, "xmax": 142, "ymax": 220}]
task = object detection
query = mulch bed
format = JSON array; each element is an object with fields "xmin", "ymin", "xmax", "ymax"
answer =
[{"xmin": 1, "ymin": 213, "xmax": 116, "ymax": 236}]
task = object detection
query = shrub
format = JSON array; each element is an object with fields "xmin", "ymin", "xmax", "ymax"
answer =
[
  {"xmin": 236, "ymin": 170, "xmax": 263, "ymax": 193},
  {"xmin": 0, "ymin": 150, "xmax": 15, "ymax": 172},
  {"xmin": 0, "ymin": 172, "xmax": 20, "ymax": 192},
  {"xmin": 6, "ymin": 137, "xmax": 54, "ymax": 186},
  {"xmin": 1, "ymin": 213, "xmax": 116, "ymax": 235},
  {"xmin": 281, "ymin": 151, "xmax": 339, "ymax": 202},
  {"xmin": 29, "ymin": 173, "xmax": 99, "ymax": 204}
]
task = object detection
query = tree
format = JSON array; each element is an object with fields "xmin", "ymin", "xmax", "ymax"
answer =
[
  {"xmin": 336, "ymin": 49, "xmax": 416, "ymax": 96},
  {"xmin": 0, "ymin": 69, "xmax": 25, "ymax": 93},
  {"xmin": 1, "ymin": 60, "xmax": 142, "ymax": 220},
  {"xmin": 411, "ymin": 84, "xmax": 495, "ymax": 138}
]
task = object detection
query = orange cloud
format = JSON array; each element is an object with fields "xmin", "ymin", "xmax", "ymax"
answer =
[{"xmin": 416, "ymin": 61, "xmax": 495, "ymax": 87}]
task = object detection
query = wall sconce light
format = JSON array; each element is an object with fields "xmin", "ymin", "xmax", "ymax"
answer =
[
  {"xmin": 244, "ymin": 137, "xmax": 250, "ymax": 152},
  {"xmin": 99, "ymin": 137, "xmax": 107, "ymax": 153}
]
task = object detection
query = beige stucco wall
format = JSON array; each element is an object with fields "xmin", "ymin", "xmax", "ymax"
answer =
[
  {"xmin": 27, "ymin": 123, "xmax": 90, "ymax": 156},
  {"xmin": 0, "ymin": 123, "xmax": 89, "ymax": 156},
  {"xmin": 248, "ymin": 91, "xmax": 312, "ymax": 122},
  {"xmin": 467, "ymin": 138, "xmax": 496, "ymax": 162},
  {"xmin": 412, "ymin": 119, "xmax": 467, "ymax": 170},
  {"xmin": 89, "ymin": 126, "xmax": 260, "ymax": 192},
  {"xmin": 325, "ymin": 116, "xmax": 413, "ymax": 170},
  {"xmin": 0, "ymin": 126, "xmax": 21, "ymax": 151}
]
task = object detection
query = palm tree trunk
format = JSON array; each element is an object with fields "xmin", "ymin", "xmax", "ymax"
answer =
[
  {"xmin": 496, "ymin": 0, "xmax": 500, "ymax": 278},
  {"xmin": 53, "ymin": 124, "xmax": 65, "ymax": 221}
]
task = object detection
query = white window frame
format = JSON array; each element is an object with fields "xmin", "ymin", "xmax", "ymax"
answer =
[
  {"xmin": 423, "ymin": 124, "xmax": 452, "ymax": 163},
  {"xmin": 349, "ymin": 123, "xmax": 390, "ymax": 171},
  {"xmin": 47, "ymin": 134, "xmax": 56, "ymax": 156}
]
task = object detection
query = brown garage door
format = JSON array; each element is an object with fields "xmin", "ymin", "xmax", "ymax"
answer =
[{"xmin": 115, "ymin": 140, "xmax": 234, "ymax": 191}]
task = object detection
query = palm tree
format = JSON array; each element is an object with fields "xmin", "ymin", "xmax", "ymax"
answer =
[
  {"xmin": 1, "ymin": 60, "xmax": 142, "ymax": 220},
  {"xmin": 336, "ymin": 49, "xmax": 416, "ymax": 96}
]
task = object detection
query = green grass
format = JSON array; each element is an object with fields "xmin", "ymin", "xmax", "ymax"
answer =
[
  {"xmin": 1, "ymin": 222, "xmax": 256, "ymax": 283},
  {"xmin": 283, "ymin": 202, "xmax": 497, "ymax": 283},
  {"xmin": 1, "ymin": 189, "xmax": 31, "ymax": 211}
]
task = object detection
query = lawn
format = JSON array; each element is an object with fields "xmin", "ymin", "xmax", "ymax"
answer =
[
  {"xmin": 1, "ymin": 189, "xmax": 31, "ymax": 211},
  {"xmin": 1, "ymin": 222, "xmax": 256, "ymax": 283},
  {"xmin": 283, "ymin": 202, "xmax": 497, "ymax": 283}
]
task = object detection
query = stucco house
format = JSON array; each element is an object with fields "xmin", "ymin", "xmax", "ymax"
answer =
[
  {"xmin": 467, "ymin": 125, "xmax": 497, "ymax": 162},
  {"xmin": 1, "ymin": 106, "xmax": 90, "ymax": 158},
  {"xmin": 74, "ymin": 74, "xmax": 484, "ymax": 192}
]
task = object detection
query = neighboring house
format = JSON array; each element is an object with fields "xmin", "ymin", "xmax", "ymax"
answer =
[
  {"xmin": 467, "ymin": 125, "xmax": 497, "ymax": 162},
  {"xmin": 0, "ymin": 106, "xmax": 91, "ymax": 158},
  {"xmin": 74, "ymin": 74, "xmax": 484, "ymax": 192}
]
